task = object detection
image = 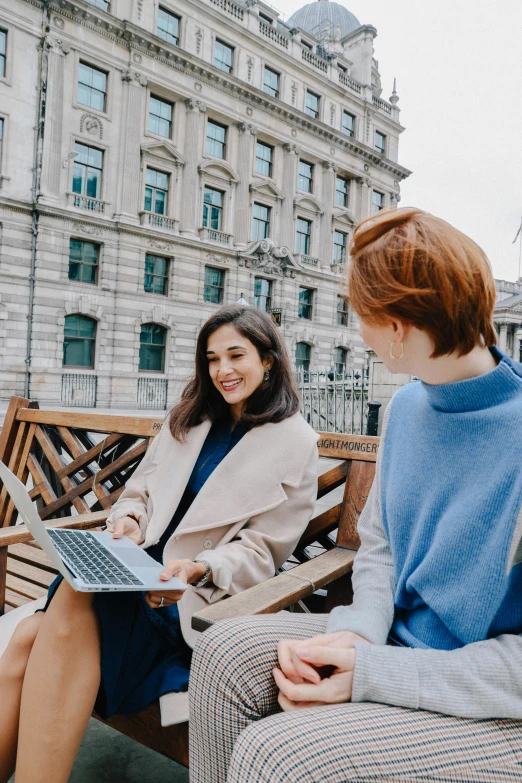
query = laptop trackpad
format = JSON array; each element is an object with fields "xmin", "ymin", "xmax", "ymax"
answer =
[{"xmin": 111, "ymin": 545, "xmax": 156, "ymax": 568}]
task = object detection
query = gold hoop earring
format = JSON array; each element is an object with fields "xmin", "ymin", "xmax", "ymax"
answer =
[{"xmin": 389, "ymin": 341, "xmax": 404, "ymax": 360}]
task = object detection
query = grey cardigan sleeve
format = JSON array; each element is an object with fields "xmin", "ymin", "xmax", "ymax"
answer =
[{"xmin": 326, "ymin": 401, "xmax": 395, "ymax": 645}]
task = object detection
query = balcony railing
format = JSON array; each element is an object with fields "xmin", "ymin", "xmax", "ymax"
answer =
[
  {"xmin": 209, "ymin": 0, "xmax": 244, "ymax": 21},
  {"xmin": 137, "ymin": 377, "xmax": 168, "ymax": 410},
  {"xmin": 372, "ymin": 95, "xmax": 392, "ymax": 114},
  {"xmin": 301, "ymin": 48, "xmax": 328, "ymax": 74},
  {"xmin": 198, "ymin": 227, "xmax": 232, "ymax": 245},
  {"xmin": 140, "ymin": 212, "xmax": 177, "ymax": 231},
  {"xmin": 338, "ymin": 72, "xmax": 362, "ymax": 94},
  {"xmin": 259, "ymin": 20, "xmax": 289, "ymax": 49},
  {"xmin": 69, "ymin": 193, "xmax": 105, "ymax": 214},
  {"xmin": 61, "ymin": 374, "xmax": 97, "ymax": 407},
  {"xmin": 299, "ymin": 254, "xmax": 321, "ymax": 268}
]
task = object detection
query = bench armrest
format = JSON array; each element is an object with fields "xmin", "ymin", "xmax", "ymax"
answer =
[
  {"xmin": 191, "ymin": 547, "xmax": 356, "ymax": 632},
  {"xmin": 0, "ymin": 510, "xmax": 109, "ymax": 548}
]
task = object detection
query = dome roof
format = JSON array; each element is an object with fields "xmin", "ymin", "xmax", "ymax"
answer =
[{"xmin": 287, "ymin": 0, "xmax": 360, "ymax": 40}]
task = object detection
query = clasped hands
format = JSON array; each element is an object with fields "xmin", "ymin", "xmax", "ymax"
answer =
[
  {"xmin": 274, "ymin": 630, "xmax": 369, "ymax": 711},
  {"xmin": 110, "ymin": 515, "xmax": 207, "ymax": 609}
]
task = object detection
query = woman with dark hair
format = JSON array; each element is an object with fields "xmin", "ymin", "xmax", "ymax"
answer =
[
  {"xmin": 0, "ymin": 305, "xmax": 318, "ymax": 783},
  {"xmin": 189, "ymin": 209, "xmax": 522, "ymax": 783}
]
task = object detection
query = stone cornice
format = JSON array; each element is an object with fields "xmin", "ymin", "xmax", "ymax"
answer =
[{"xmin": 31, "ymin": 0, "xmax": 411, "ymax": 181}]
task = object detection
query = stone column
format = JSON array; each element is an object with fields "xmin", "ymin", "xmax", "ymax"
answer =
[
  {"xmin": 40, "ymin": 37, "xmax": 70, "ymax": 203},
  {"xmin": 179, "ymin": 99, "xmax": 206, "ymax": 238},
  {"xmin": 234, "ymin": 123, "xmax": 256, "ymax": 249},
  {"xmin": 361, "ymin": 176, "xmax": 372, "ymax": 219},
  {"xmin": 321, "ymin": 161, "xmax": 337, "ymax": 268},
  {"xmin": 515, "ymin": 328, "xmax": 522, "ymax": 362},
  {"xmin": 114, "ymin": 70, "xmax": 148, "ymax": 222},
  {"xmin": 280, "ymin": 144, "xmax": 299, "ymax": 251},
  {"xmin": 498, "ymin": 323, "xmax": 508, "ymax": 353}
]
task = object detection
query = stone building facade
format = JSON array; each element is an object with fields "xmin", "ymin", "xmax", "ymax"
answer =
[
  {"xmin": 0, "ymin": 0, "xmax": 410, "ymax": 409},
  {"xmin": 494, "ymin": 279, "xmax": 522, "ymax": 363}
]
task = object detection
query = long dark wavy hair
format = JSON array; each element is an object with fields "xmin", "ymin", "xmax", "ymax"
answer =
[{"xmin": 168, "ymin": 305, "xmax": 300, "ymax": 441}]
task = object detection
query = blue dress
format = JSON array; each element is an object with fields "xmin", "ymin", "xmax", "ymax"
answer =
[{"xmin": 42, "ymin": 417, "xmax": 246, "ymax": 718}]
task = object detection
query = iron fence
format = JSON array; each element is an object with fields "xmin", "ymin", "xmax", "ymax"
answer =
[
  {"xmin": 137, "ymin": 377, "xmax": 168, "ymax": 409},
  {"xmin": 61, "ymin": 374, "xmax": 97, "ymax": 407},
  {"xmin": 297, "ymin": 369, "xmax": 369, "ymax": 434}
]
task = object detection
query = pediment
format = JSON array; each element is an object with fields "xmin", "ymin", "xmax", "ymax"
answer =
[
  {"xmin": 294, "ymin": 194, "xmax": 324, "ymax": 215},
  {"xmin": 198, "ymin": 159, "xmax": 239, "ymax": 183},
  {"xmin": 333, "ymin": 207, "xmax": 357, "ymax": 227},
  {"xmin": 249, "ymin": 179, "xmax": 284, "ymax": 200},
  {"xmin": 141, "ymin": 141, "xmax": 185, "ymax": 165}
]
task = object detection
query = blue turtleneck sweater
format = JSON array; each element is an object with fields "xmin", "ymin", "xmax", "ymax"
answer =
[{"xmin": 382, "ymin": 347, "xmax": 522, "ymax": 650}]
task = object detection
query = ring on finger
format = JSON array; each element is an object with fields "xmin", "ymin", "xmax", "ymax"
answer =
[{"xmin": 159, "ymin": 596, "xmax": 165, "ymax": 608}]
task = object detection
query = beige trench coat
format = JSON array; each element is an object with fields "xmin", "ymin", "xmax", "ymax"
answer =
[{"xmin": 106, "ymin": 412, "xmax": 319, "ymax": 650}]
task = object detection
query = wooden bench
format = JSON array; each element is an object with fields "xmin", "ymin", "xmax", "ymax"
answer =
[{"xmin": 0, "ymin": 395, "xmax": 378, "ymax": 767}]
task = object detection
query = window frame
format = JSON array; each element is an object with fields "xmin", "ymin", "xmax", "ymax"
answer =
[
  {"xmin": 214, "ymin": 39, "xmax": 234, "ymax": 74},
  {"xmin": 371, "ymin": 190, "xmax": 384, "ymax": 214},
  {"xmin": 71, "ymin": 141, "xmax": 104, "ymax": 200},
  {"xmin": 206, "ymin": 119, "xmax": 227, "ymax": 159},
  {"xmin": 77, "ymin": 61, "xmax": 108, "ymax": 113},
  {"xmin": 335, "ymin": 346, "xmax": 348, "ymax": 377},
  {"xmin": 62, "ymin": 314, "xmax": 97, "ymax": 369},
  {"xmin": 333, "ymin": 230, "xmax": 347, "ymax": 265},
  {"xmin": 204, "ymin": 265, "xmax": 225, "ymax": 304},
  {"xmin": 263, "ymin": 66, "xmax": 280, "ymax": 99},
  {"xmin": 298, "ymin": 160, "xmax": 313, "ymax": 193},
  {"xmin": 0, "ymin": 28, "xmax": 7, "ymax": 81},
  {"xmin": 85, "ymin": 0, "xmax": 110, "ymax": 10},
  {"xmin": 202, "ymin": 186, "xmax": 225, "ymax": 231},
  {"xmin": 374, "ymin": 130, "xmax": 386, "ymax": 154},
  {"xmin": 139, "ymin": 323, "xmax": 167, "ymax": 373},
  {"xmin": 255, "ymin": 141, "xmax": 273, "ymax": 178},
  {"xmin": 0, "ymin": 116, "xmax": 4, "ymax": 171},
  {"xmin": 342, "ymin": 111, "xmax": 355, "ymax": 138},
  {"xmin": 148, "ymin": 94, "xmax": 173, "ymax": 139},
  {"xmin": 144, "ymin": 167, "xmax": 170, "ymax": 216},
  {"xmin": 296, "ymin": 217, "xmax": 312, "ymax": 256},
  {"xmin": 254, "ymin": 277, "xmax": 272, "ymax": 312},
  {"xmin": 305, "ymin": 90, "xmax": 320, "ymax": 120},
  {"xmin": 157, "ymin": 6, "xmax": 181, "ymax": 46},
  {"xmin": 252, "ymin": 202, "xmax": 271, "ymax": 241},
  {"xmin": 335, "ymin": 176, "xmax": 349, "ymax": 208},
  {"xmin": 295, "ymin": 341, "xmax": 311, "ymax": 373},
  {"xmin": 336, "ymin": 295, "xmax": 349, "ymax": 327},
  {"xmin": 68, "ymin": 239, "xmax": 100, "ymax": 286},
  {"xmin": 144, "ymin": 253, "xmax": 169, "ymax": 296},
  {"xmin": 298, "ymin": 286, "xmax": 313, "ymax": 320}
]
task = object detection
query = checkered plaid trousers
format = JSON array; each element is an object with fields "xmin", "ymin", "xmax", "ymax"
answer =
[{"xmin": 189, "ymin": 613, "xmax": 522, "ymax": 782}]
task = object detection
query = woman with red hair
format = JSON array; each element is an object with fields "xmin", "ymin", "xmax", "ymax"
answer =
[{"xmin": 190, "ymin": 208, "xmax": 522, "ymax": 783}]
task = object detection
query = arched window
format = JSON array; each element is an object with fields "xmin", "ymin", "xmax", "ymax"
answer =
[
  {"xmin": 139, "ymin": 323, "xmax": 166, "ymax": 372},
  {"xmin": 295, "ymin": 342, "xmax": 311, "ymax": 374},
  {"xmin": 63, "ymin": 315, "xmax": 96, "ymax": 368}
]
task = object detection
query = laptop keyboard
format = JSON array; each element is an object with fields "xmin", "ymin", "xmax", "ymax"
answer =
[{"xmin": 48, "ymin": 530, "xmax": 144, "ymax": 587}]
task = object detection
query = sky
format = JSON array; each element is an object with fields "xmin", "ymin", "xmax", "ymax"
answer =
[{"xmin": 274, "ymin": 0, "xmax": 522, "ymax": 282}]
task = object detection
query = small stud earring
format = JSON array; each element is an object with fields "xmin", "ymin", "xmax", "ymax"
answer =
[{"xmin": 264, "ymin": 369, "xmax": 270, "ymax": 381}]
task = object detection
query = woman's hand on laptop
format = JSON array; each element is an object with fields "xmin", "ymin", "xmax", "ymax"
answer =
[
  {"xmin": 144, "ymin": 559, "xmax": 208, "ymax": 608},
  {"xmin": 110, "ymin": 515, "xmax": 142, "ymax": 545}
]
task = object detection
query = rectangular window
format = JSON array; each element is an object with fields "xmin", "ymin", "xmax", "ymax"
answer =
[
  {"xmin": 144, "ymin": 168, "xmax": 169, "ymax": 215},
  {"xmin": 0, "ymin": 118, "xmax": 3, "ymax": 164},
  {"xmin": 295, "ymin": 342, "xmax": 310, "ymax": 373},
  {"xmin": 77, "ymin": 62, "xmax": 107, "ymax": 113},
  {"xmin": 263, "ymin": 66, "xmax": 280, "ymax": 99},
  {"xmin": 371, "ymin": 190, "xmax": 384, "ymax": 214},
  {"xmin": 206, "ymin": 120, "xmax": 226, "ymax": 159},
  {"xmin": 296, "ymin": 218, "xmax": 311, "ymax": 255},
  {"xmin": 204, "ymin": 266, "xmax": 224, "ymax": 304},
  {"xmin": 214, "ymin": 40, "xmax": 234, "ymax": 73},
  {"xmin": 301, "ymin": 40, "xmax": 312, "ymax": 51},
  {"xmin": 72, "ymin": 142, "xmax": 103, "ymax": 199},
  {"xmin": 144, "ymin": 254, "xmax": 169, "ymax": 296},
  {"xmin": 85, "ymin": 0, "xmax": 110, "ymax": 9},
  {"xmin": 335, "ymin": 176, "xmax": 349, "ymax": 207},
  {"xmin": 337, "ymin": 295, "xmax": 349, "ymax": 327},
  {"xmin": 148, "ymin": 95, "xmax": 173, "ymax": 138},
  {"xmin": 202, "ymin": 187, "xmax": 224, "ymax": 230},
  {"xmin": 335, "ymin": 347, "xmax": 347, "ymax": 377},
  {"xmin": 298, "ymin": 160, "xmax": 313, "ymax": 193},
  {"xmin": 63, "ymin": 315, "xmax": 96, "ymax": 368},
  {"xmin": 157, "ymin": 7, "xmax": 180, "ymax": 45},
  {"xmin": 254, "ymin": 277, "xmax": 272, "ymax": 312},
  {"xmin": 342, "ymin": 111, "xmax": 355, "ymax": 138},
  {"xmin": 255, "ymin": 141, "xmax": 273, "ymax": 177},
  {"xmin": 305, "ymin": 90, "xmax": 320, "ymax": 119},
  {"xmin": 298, "ymin": 287, "xmax": 313, "ymax": 320},
  {"xmin": 252, "ymin": 203, "xmax": 270, "ymax": 241},
  {"xmin": 259, "ymin": 12, "xmax": 273, "ymax": 23},
  {"xmin": 333, "ymin": 231, "xmax": 347, "ymax": 264},
  {"xmin": 374, "ymin": 130, "xmax": 386, "ymax": 154},
  {"xmin": 0, "ymin": 30, "xmax": 6, "ymax": 79},
  {"xmin": 69, "ymin": 240, "xmax": 99, "ymax": 285}
]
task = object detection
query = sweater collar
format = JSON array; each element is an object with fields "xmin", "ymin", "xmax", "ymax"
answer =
[{"xmin": 421, "ymin": 348, "xmax": 522, "ymax": 412}]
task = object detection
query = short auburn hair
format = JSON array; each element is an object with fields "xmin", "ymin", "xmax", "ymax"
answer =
[{"xmin": 347, "ymin": 207, "xmax": 497, "ymax": 357}]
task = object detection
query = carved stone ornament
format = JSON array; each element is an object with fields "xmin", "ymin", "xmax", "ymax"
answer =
[
  {"xmin": 291, "ymin": 128, "xmax": 297, "ymax": 138},
  {"xmin": 194, "ymin": 82, "xmax": 202, "ymax": 93},
  {"xmin": 148, "ymin": 238, "xmax": 174, "ymax": 251},
  {"xmin": 330, "ymin": 103, "xmax": 335, "ymax": 125},
  {"xmin": 238, "ymin": 239, "xmax": 299, "ymax": 279},
  {"xmin": 246, "ymin": 107, "xmax": 253, "ymax": 117},
  {"xmin": 53, "ymin": 16, "xmax": 65, "ymax": 29},
  {"xmin": 121, "ymin": 69, "xmax": 148, "ymax": 87},
  {"xmin": 45, "ymin": 35, "xmax": 70, "ymax": 55},
  {"xmin": 80, "ymin": 113, "xmax": 103, "ymax": 139},
  {"xmin": 195, "ymin": 28, "xmax": 203, "ymax": 56},
  {"xmin": 283, "ymin": 143, "xmax": 299, "ymax": 155},
  {"xmin": 364, "ymin": 163, "xmax": 370, "ymax": 172},
  {"xmin": 132, "ymin": 53, "xmax": 142, "ymax": 65},
  {"xmin": 330, "ymin": 147, "xmax": 336, "ymax": 155},
  {"xmin": 247, "ymin": 57, "xmax": 254, "ymax": 83},
  {"xmin": 237, "ymin": 122, "xmax": 257, "ymax": 135},
  {"xmin": 185, "ymin": 98, "xmax": 206, "ymax": 112},
  {"xmin": 291, "ymin": 82, "xmax": 298, "ymax": 106},
  {"xmin": 71, "ymin": 221, "xmax": 105, "ymax": 237}
]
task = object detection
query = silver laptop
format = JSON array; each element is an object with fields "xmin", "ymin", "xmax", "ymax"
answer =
[{"xmin": 0, "ymin": 462, "xmax": 187, "ymax": 594}]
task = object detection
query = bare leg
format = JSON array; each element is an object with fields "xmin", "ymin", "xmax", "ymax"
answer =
[
  {"xmin": 15, "ymin": 581, "xmax": 101, "ymax": 783},
  {"xmin": 0, "ymin": 614, "xmax": 43, "ymax": 783}
]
